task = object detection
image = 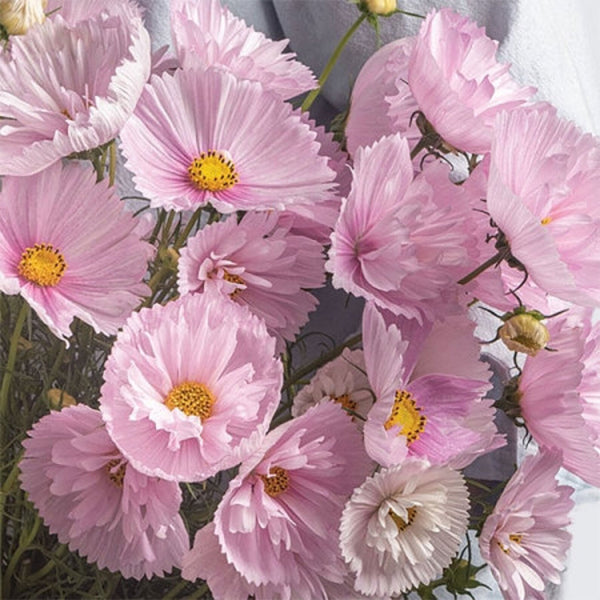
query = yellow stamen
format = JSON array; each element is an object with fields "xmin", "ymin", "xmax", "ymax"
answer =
[
  {"xmin": 223, "ymin": 270, "xmax": 245, "ymax": 298},
  {"xmin": 105, "ymin": 459, "xmax": 127, "ymax": 488},
  {"xmin": 384, "ymin": 390, "xmax": 427, "ymax": 443},
  {"xmin": 18, "ymin": 243, "xmax": 67, "ymax": 287},
  {"xmin": 541, "ymin": 216, "xmax": 552, "ymax": 226},
  {"xmin": 497, "ymin": 533, "xmax": 523, "ymax": 554},
  {"xmin": 260, "ymin": 466, "xmax": 289, "ymax": 497},
  {"xmin": 164, "ymin": 381, "xmax": 215, "ymax": 420},
  {"xmin": 188, "ymin": 150, "xmax": 239, "ymax": 192},
  {"xmin": 332, "ymin": 393, "xmax": 357, "ymax": 413},
  {"xmin": 389, "ymin": 507, "xmax": 417, "ymax": 532}
]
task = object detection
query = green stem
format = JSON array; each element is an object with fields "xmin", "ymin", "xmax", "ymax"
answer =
[
  {"xmin": 301, "ymin": 13, "xmax": 367, "ymax": 111},
  {"xmin": 283, "ymin": 333, "xmax": 362, "ymax": 392},
  {"xmin": 0, "ymin": 301, "xmax": 29, "ymax": 436},
  {"xmin": 163, "ymin": 579, "xmax": 189, "ymax": 600},
  {"xmin": 3, "ymin": 516, "xmax": 41, "ymax": 592},
  {"xmin": 108, "ymin": 140, "xmax": 117, "ymax": 187},
  {"xmin": 173, "ymin": 206, "xmax": 204, "ymax": 251},
  {"xmin": 457, "ymin": 251, "xmax": 504, "ymax": 286}
]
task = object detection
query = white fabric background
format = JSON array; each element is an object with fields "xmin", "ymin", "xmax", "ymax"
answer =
[{"xmin": 135, "ymin": 1, "xmax": 600, "ymax": 597}]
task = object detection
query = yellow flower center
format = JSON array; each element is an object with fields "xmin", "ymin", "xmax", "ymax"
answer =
[
  {"xmin": 188, "ymin": 150, "xmax": 239, "ymax": 192},
  {"xmin": 541, "ymin": 216, "xmax": 552, "ymax": 226},
  {"xmin": 331, "ymin": 393, "xmax": 358, "ymax": 418},
  {"xmin": 223, "ymin": 270, "xmax": 245, "ymax": 298},
  {"xmin": 260, "ymin": 466, "xmax": 289, "ymax": 497},
  {"xmin": 497, "ymin": 533, "xmax": 523, "ymax": 554},
  {"xmin": 164, "ymin": 381, "xmax": 215, "ymax": 420},
  {"xmin": 18, "ymin": 243, "xmax": 67, "ymax": 287},
  {"xmin": 389, "ymin": 506, "xmax": 417, "ymax": 532},
  {"xmin": 384, "ymin": 389, "xmax": 427, "ymax": 443},
  {"xmin": 105, "ymin": 459, "xmax": 127, "ymax": 488}
]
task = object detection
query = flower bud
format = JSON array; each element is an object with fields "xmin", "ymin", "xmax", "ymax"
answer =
[
  {"xmin": 364, "ymin": 0, "xmax": 396, "ymax": 16},
  {"xmin": 499, "ymin": 313, "xmax": 550, "ymax": 357},
  {"xmin": 47, "ymin": 388, "xmax": 77, "ymax": 409},
  {"xmin": 0, "ymin": 0, "xmax": 47, "ymax": 36}
]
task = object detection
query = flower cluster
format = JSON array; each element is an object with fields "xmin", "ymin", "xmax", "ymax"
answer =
[{"xmin": 2, "ymin": 1, "xmax": 595, "ymax": 599}]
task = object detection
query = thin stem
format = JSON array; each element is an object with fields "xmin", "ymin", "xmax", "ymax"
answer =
[
  {"xmin": 457, "ymin": 251, "xmax": 504, "ymax": 286},
  {"xmin": 283, "ymin": 333, "xmax": 362, "ymax": 392},
  {"xmin": 108, "ymin": 140, "xmax": 117, "ymax": 187},
  {"xmin": 301, "ymin": 13, "xmax": 367, "ymax": 111},
  {"xmin": 3, "ymin": 516, "xmax": 41, "ymax": 592},
  {"xmin": 173, "ymin": 206, "xmax": 204, "ymax": 251}
]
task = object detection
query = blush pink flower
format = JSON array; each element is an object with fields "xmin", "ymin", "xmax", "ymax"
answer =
[
  {"xmin": 513, "ymin": 314, "xmax": 600, "ymax": 486},
  {"xmin": 486, "ymin": 103, "xmax": 600, "ymax": 307},
  {"xmin": 213, "ymin": 401, "xmax": 374, "ymax": 592},
  {"xmin": 339, "ymin": 459, "xmax": 469, "ymax": 597},
  {"xmin": 362, "ymin": 302, "xmax": 502, "ymax": 469},
  {"xmin": 99, "ymin": 293, "xmax": 282, "ymax": 482},
  {"xmin": 183, "ymin": 522, "xmax": 366, "ymax": 600},
  {"xmin": 120, "ymin": 66, "xmax": 335, "ymax": 214},
  {"xmin": 45, "ymin": 0, "xmax": 142, "ymax": 24},
  {"xmin": 479, "ymin": 451, "xmax": 574, "ymax": 600},
  {"xmin": 177, "ymin": 212, "xmax": 324, "ymax": 352},
  {"xmin": 0, "ymin": 10, "xmax": 150, "ymax": 175},
  {"xmin": 408, "ymin": 8, "xmax": 534, "ymax": 155},
  {"xmin": 345, "ymin": 37, "xmax": 420, "ymax": 157},
  {"xmin": 20, "ymin": 405, "xmax": 189, "ymax": 579},
  {"xmin": 170, "ymin": 0, "xmax": 316, "ymax": 100},
  {"xmin": 327, "ymin": 133, "xmax": 480, "ymax": 323},
  {"xmin": 291, "ymin": 348, "xmax": 373, "ymax": 425},
  {"xmin": 0, "ymin": 162, "xmax": 150, "ymax": 341}
]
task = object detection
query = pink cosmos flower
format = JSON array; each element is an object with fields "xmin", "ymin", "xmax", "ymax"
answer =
[
  {"xmin": 479, "ymin": 451, "xmax": 574, "ymax": 600},
  {"xmin": 177, "ymin": 212, "xmax": 325, "ymax": 352},
  {"xmin": 362, "ymin": 302, "xmax": 502, "ymax": 469},
  {"xmin": 120, "ymin": 66, "xmax": 335, "ymax": 214},
  {"xmin": 45, "ymin": 0, "xmax": 142, "ymax": 24},
  {"xmin": 408, "ymin": 8, "xmax": 534, "ymax": 155},
  {"xmin": 0, "ymin": 162, "xmax": 150, "ymax": 341},
  {"xmin": 20, "ymin": 405, "xmax": 189, "ymax": 579},
  {"xmin": 339, "ymin": 459, "xmax": 470, "ymax": 597},
  {"xmin": 514, "ymin": 314, "xmax": 600, "ymax": 486},
  {"xmin": 99, "ymin": 293, "xmax": 282, "ymax": 482},
  {"xmin": 486, "ymin": 103, "xmax": 600, "ymax": 307},
  {"xmin": 0, "ymin": 10, "xmax": 150, "ymax": 175},
  {"xmin": 291, "ymin": 348, "xmax": 373, "ymax": 425},
  {"xmin": 327, "ymin": 133, "xmax": 479, "ymax": 323},
  {"xmin": 170, "ymin": 0, "xmax": 316, "ymax": 99},
  {"xmin": 213, "ymin": 401, "xmax": 374, "ymax": 593},
  {"xmin": 345, "ymin": 37, "xmax": 420, "ymax": 157},
  {"xmin": 183, "ymin": 522, "xmax": 368, "ymax": 600}
]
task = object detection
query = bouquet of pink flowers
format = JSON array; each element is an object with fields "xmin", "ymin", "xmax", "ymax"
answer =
[{"xmin": 1, "ymin": 1, "xmax": 597, "ymax": 598}]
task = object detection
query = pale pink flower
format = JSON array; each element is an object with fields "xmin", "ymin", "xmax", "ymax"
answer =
[
  {"xmin": 0, "ymin": 10, "xmax": 150, "ymax": 175},
  {"xmin": 339, "ymin": 459, "xmax": 470, "ymax": 597},
  {"xmin": 408, "ymin": 8, "xmax": 534, "ymax": 155},
  {"xmin": 213, "ymin": 401, "xmax": 374, "ymax": 591},
  {"xmin": 515, "ymin": 314, "xmax": 600, "ymax": 486},
  {"xmin": 171, "ymin": 0, "xmax": 316, "ymax": 99},
  {"xmin": 345, "ymin": 37, "xmax": 420, "ymax": 157},
  {"xmin": 45, "ymin": 0, "xmax": 142, "ymax": 24},
  {"xmin": 486, "ymin": 103, "xmax": 600, "ymax": 307},
  {"xmin": 0, "ymin": 162, "xmax": 150, "ymax": 341},
  {"xmin": 291, "ymin": 348, "xmax": 373, "ymax": 425},
  {"xmin": 479, "ymin": 451, "xmax": 574, "ymax": 600},
  {"xmin": 362, "ymin": 302, "xmax": 502, "ymax": 469},
  {"xmin": 178, "ymin": 212, "xmax": 324, "ymax": 352},
  {"xmin": 183, "ymin": 522, "xmax": 368, "ymax": 600},
  {"xmin": 99, "ymin": 293, "xmax": 282, "ymax": 482},
  {"xmin": 120, "ymin": 66, "xmax": 335, "ymax": 214},
  {"xmin": 327, "ymin": 133, "xmax": 480, "ymax": 323},
  {"xmin": 20, "ymin": 405, "xmax": 189, "ymax": 579}
]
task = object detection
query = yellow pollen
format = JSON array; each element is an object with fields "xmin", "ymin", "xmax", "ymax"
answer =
[
  {"xmin": 509, "ymin": 533, "xmax": 523, "ymax": 544},
  {"xmin": 18, "ymin": 243, "xmax": 67, "ymax": 287},
  {"xmin": 188, "ymin": 150, "xmax": 239, "ymax": 192},
  {"xmin": 164, "ymin": 381, "xmax": 215, "ymax": 420},
  {"xmin": 332, "ymin": 393, "xmax": 358, "ymax": 418},
  {"xmin": 223, "ymin": 270, "xmax": 245, "ymax": 298},
  {"xmin": 541, "ymin": 216, "xmax": 552, "ymax": 226},
  {"xmin": 105, "ymin": 459, "xmax": 127, "ymax": 488},
  {"xmin": 260, "ymin": 466, "xmax": 289, "ymax": 497},
  {"xmin": 384, "ymin": 390, "xmax": 427, "ymax": 443},
  {"xmin": 389, "ymin": 507, "xmax": 418, "ymax": 532}
]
